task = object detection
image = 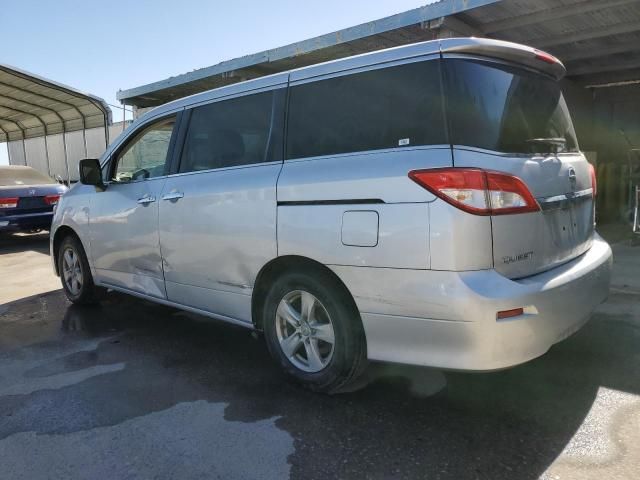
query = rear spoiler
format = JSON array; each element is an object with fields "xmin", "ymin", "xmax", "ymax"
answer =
[{"xmin": 439, "ymin": 38, "xmax": 566, "ymax": 81}]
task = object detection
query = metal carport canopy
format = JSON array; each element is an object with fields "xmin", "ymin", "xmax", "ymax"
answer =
[
  {"xmin": 0, "ymin": 63, "xmax": 111, "ymax": 143},
  {"xmin": 116, "ymin": 0, "xmax": 500, "ymax": 107},
  {"xmin": 117, "ymin": 0, "xmax": 640, "ymax": 108}
]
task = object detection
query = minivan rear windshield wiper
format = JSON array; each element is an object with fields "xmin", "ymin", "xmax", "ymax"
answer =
[{"xmin": 526, "ymin": 137, "xmax": 567, "ymax": 153}]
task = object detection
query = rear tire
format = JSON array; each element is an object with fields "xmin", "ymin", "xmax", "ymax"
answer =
[
  {"xmin": 58, "ymin": 235, "xmax": 102, "ymax": 305},
  {"xmin": 262, "ymin": 270, "xmax": 367, "ymax": 393}
]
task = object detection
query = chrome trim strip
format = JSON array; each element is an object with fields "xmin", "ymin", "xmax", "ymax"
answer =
[
  {"xmin": 284, "ymin": 144, "xmax": 451, "ymax": 163},
  {"xmin": 452, "ymin": 145, "xmax": 582, "ymax": 158},
  {"xmin": 165, "ymin": 160, "xmax": 282, "ymax": 179},
  {"xmin": 538, "ymin": 188, "xmax": 593, "ymax": 211}
]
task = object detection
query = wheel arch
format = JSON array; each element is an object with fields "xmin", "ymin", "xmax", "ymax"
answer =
[{"xmin": 251, "ymin": 255, "xmax": 360, "ymax": 331}]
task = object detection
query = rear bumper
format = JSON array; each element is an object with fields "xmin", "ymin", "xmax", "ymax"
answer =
[
  {"xmin": 331, "ymin": 234, "xmax": 612, "ymax": 370},
  {"xmin": 0, "ymin": 211, "xmax": 53, "ymax": 231}
]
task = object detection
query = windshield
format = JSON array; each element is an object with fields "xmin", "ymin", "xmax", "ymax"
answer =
[
  {"xmin": 0, "ymin": 166, "xmax": 56, "ymax": 186},
  {"xmin": 444, "ymin": 58, "xmax": 579, "ymax": 154}
]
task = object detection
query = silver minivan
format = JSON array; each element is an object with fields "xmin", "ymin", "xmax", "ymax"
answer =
[{"xmin": 51, "ymin": 38, "xmax": 612, "ymax": 392}]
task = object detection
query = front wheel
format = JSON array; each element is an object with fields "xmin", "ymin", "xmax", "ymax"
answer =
[
  {"xmin": 262, "ymin": 270, "xmax": 367, "ymax": 393},
  {"xmin": 58, "ymin": 235, "xmax": 101, "ymax": 305}
]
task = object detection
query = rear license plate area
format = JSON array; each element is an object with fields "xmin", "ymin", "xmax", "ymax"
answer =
[{"xmin": 18, "ymin": 197, "xmax": 46, "ymax": 209}]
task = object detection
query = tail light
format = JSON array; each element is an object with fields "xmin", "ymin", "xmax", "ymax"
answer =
[
  {"xmin": 44, "ymin": 195, "xmax": 61, "ymax": 206},
  {"xmin": 0, "ymin": 197, "xmax": 18, "ymax": 208},
  {"xmin": 409, "ymin": 168, "xmax": 540, "ymax": 216},
  {"xmin": 497, "ymin": 307, "xmax": 524, "ymax": 320},
  {"xmin": 588, "ymin": 163, "xmax": 597, "ymax": 196}
]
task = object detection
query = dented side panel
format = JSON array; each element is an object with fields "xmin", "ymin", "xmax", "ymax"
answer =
[{"xmin": 158, "ymin": 163, "xmax": 281, "ymax": 322}]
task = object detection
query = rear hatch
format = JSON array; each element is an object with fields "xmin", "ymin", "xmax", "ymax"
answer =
[{"xmin": 441, "ymin": 52, "xmax": 594, "ymax": 279}]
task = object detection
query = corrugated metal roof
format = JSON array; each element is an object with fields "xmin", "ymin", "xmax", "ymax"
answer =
[
  {"xmin": 118, "ymin": 0, "xmax": 640, "ymax": 108},
  {"xmin": 456, "ymin": 0, "xmax": 640, "ymax": 85},
  {"xmin": 0, "ymin": 64, "xmax": 111, "ymax": 143}
]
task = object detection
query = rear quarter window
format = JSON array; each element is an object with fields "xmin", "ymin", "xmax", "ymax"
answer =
[{"xmin": 286, "ymin": 59, "xmax": 447, "ymax": 159}]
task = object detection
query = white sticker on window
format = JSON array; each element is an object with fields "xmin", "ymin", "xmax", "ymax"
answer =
[{"xmin": 398, "ymin": 138, "xmax": 410, "ymax": 146}]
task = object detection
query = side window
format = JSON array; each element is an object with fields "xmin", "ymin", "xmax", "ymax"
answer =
[
  {"xmin": 286, "ymin": 59, "xmax": 446, "ymax": 159},
  {"xmin": 179, "ymin": 90, "xmax": 284, "ymax": 173},
  {"xmin": 112, "ymin": 117, "xmax": 176, "ymax": 182}
]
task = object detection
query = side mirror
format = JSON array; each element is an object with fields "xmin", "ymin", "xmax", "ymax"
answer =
[{"xmin": 79, "ymin": 158, "xmax": 104, "ymax": 189}]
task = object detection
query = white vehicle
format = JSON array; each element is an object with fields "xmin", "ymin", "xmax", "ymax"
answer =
[{"xmin": 51, "ymin": 38, "xmax": 612, "ymax": 392}]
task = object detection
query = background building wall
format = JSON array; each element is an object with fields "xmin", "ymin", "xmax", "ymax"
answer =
[
  {"xmin": 6, "ymin": 121, "xmax": 131, "ymax": 182},
  {"xmin": 591, "ymin": 86, "xmax": 640, "ymax": 222}
]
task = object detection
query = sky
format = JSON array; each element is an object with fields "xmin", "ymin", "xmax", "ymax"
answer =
[{"xmin": 0, "ymin": 0, "xmax": 430, "ymax": 165}]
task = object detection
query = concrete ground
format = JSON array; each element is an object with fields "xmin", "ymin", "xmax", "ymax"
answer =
[
  {"xmin": 0, "ymin": 229, "xmax": 638, "ymax": 480},
  {"xmin": 0, "ymin": 233, "xmax": 60, "ymax": 304}
]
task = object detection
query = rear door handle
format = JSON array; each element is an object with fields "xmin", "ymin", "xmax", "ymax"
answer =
[
  {"xmin": 162, "ymin": 191, "xmax": 184, "ymax": 201},
  {"xmin": 137, "ymin": 195, "xmax": 156, "ymax": 205}
]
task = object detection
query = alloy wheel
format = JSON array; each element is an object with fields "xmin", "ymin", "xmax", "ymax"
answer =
[
  {"xmin": 62, "ymin": 247, "xmax": 83, "ymax": 296},
  {"xmin": 275, "ymin": 290, "xmax": 335, "ymax": 373}
]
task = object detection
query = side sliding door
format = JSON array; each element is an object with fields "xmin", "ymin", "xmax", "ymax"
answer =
[{"xmin": 158, "ymin": 86, "xmax": 286, "ymax": 323}]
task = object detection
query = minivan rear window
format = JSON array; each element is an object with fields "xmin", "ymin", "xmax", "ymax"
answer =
[
  {"xmin": 443, "ymin": 59, "xmax": 579, "ymax": 154},
  {"xmin": 286, "ymin": 59, "xmax": 446, "ymax": 159}
]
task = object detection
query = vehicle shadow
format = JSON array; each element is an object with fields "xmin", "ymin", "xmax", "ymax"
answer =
[{"xmin": 0, "ymin": 289, "xmax": 638, "ymax": 479}]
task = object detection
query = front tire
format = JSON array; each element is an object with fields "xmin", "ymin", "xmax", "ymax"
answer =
[
  {"xmin": 58, "ymin": 235, "xmax": 101, "ymax": 305},
  {"xmin": 263, "ymin": 270, "xmax": 367, "ymax": 393}
]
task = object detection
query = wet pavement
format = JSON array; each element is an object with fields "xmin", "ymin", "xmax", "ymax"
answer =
[{"xmin": 1, "ymin": 232, "xmax": 639, "ymax": 479}]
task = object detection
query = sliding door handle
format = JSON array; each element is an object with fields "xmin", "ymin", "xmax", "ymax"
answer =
[
  {"xmin": 162, "ymin": 191, "xmax": 184, "ymax": 201},
  {"xmin": 137, "ymin": 195, "xmax": 156, "ymax": 205}
]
